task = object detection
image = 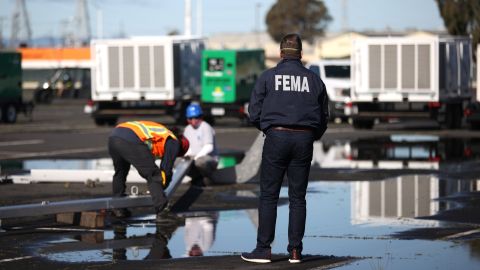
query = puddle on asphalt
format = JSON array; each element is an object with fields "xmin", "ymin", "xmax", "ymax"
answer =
[
  {"xmin": 2, "ymin": 134, "xmax": 480, "ymax": 174},
  {"xmin": 30, "ymin": 177, "xmax": 480, "ymax": 269},
  {"xmin": 3, "ymin": 135, "xmax": 480, "ymax": 269}
]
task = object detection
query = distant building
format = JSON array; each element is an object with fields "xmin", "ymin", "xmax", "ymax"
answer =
[
  {"xmin": 314, "ymin": 30, "xmax": 449, "ymax": 60},
  {"xmin": 206, "ymin": 30, "xmax": 449, "ymax": 67},
  {"xmin": 206, "ymin": 32, "xmax": 316, "ymax": 67}
]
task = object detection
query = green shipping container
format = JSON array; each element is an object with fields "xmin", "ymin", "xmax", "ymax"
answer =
[
  {"xmin": 0, "ymin": 51, "xmax": 22, "ymax": 103},
  {"xmin": 201, "ymin": 49, "xmax": 265, "ymax": 104}
]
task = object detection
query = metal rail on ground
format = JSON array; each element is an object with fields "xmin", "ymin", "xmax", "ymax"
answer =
[{"xmin": 0, "ymin": 160, "xmax": 192, "ymax": 219}]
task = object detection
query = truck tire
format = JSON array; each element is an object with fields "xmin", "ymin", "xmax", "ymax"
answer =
[
  {"xmin": 34, "ymin": 89, "xmax": 54, "ymax": 104},
  {"xmin": 352, "ymin": 119, "xmax": 374, "ymax": 129},
  {"xmin": 204, "ymin": 115, "xmax": 216, "ymax": 126},
  {"xmin": 106, "ymin": 118, "xmax": 118, "ymax": 126},
  {"xmin": 470, "ymin": 121, "xmax": 480, "ymax": 130},
  {"xmin": 94, "ymin": 117, "xmax": 118, "ymax": 126},
  {"xmin": 2, "ymin": 104, "xmax": 17, "ymax": 123},
  {"xmin": 442, "ymin": 104, "xmax": 462, "ymax": 129},
  {"xmin": 93, "ymin": 117, "xmax": 118, "ymax": 127},
  {"xmin": 173, "ymin": 102, "xmax": 188, "ymax": 124}
]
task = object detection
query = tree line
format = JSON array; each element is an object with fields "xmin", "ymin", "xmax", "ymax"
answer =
[{"xmin": 264, "ymin": 0, "xmax": 479, "ymax": 52}]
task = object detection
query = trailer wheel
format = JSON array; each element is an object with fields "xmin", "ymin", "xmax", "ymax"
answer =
[
  {"xmin": 240, "ymin": 115, "xmax": 251, "ymax": 126},
  {"xmin": 94, "ymin": 117, "xmax": 107, "ymax": 126},
  {"xmin": 106, "ymin": 118, "xmax": 118, "ymax": 126},
  {"xmin": 442, "ymin": 104, "xmax": 462, "ymax": 129},
  {"xmin": 352, "ymin": 119, "xmax": 374, "ymax": 129},
  {"xmin": 204, "ymin": 115, "xmax": 216, "ymax": 126},
  {"xmin": 94, "ymin": 117, "xmax": 117, "ymax": 126},
  {"xmin": 2, "ymin": 104, "xmax": 17, "ymax": 123},
  {"xmin": 469, "ymin": 121, "xmax": 480, "ymax": 130},
  {"xmin": 34, "ymin": 89, "xmax": 54, "ymax": 104}
]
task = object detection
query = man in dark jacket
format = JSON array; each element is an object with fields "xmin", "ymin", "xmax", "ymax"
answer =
[{"xmin": 241, "ymin": 33, "xmax": 329, "ymax": 264}]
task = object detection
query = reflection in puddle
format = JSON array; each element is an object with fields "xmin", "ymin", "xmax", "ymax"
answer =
[
  {"xmin": 352, "ymin": 175, "xmax": 441, "ymax": 224},
  {"xmin": 37, "ymin": 177, "xmax": 480, "ymax": 269},
  {"xmin": 2, "ymin": 135, "xmax": 479, "ymax": 176},
  {"xmin": 313, "ymin": 135, "xmax": 480, "ymax": 170},
  {"xmin": 4, "ymin": 135, "xmax": 480, "ymax": 269}
]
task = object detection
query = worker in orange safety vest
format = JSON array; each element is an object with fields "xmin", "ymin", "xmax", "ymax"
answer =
[{"xmin": 108, "ymin": 121, "xmax": 189, "ymax": 221}]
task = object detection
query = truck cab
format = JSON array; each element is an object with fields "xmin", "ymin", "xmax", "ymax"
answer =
[
  {"xmin": 306, "ymin": 59, "xmax": 351, "ymax": 122},
  {"xmin": 0, "ymin": 51, "xmax": 33, "ymax": 123}
]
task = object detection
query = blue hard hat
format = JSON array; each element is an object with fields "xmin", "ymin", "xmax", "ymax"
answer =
[{"xmin": 186, "ymin": 103, "xmax": 203, "ymax": 118}]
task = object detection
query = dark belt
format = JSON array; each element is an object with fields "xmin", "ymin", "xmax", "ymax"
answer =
[{"xmin": 272, "ymin": 126, "xmax": 312, "ymax": 132}]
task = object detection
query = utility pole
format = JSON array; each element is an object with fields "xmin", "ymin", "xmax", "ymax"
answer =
[
  {"xmin": 74, "ymin": 0, "xmax": 91, "ymax": 46},
  {"xmin": 255, "ymin": 3, "xmax": 261, "ymax": 47},
  {"xmin": 60, "ymin": 19, "xmax": 74, "ymax": 47},
  {"xmin": 341, "ymin": 0, "xmax": 348, "ymax": 32},
  {"xmin": 196, "ymin": 0, "xmax": 202, "ymax": 36},
  {"xmin": 96, "ymin": 9, "xmax": 103, "ymax": 39},
  {"xmin": 10, "ymin": 0, "xmax": 32, "ymax": 47},
  {"xmin": 184, "ymin": 0, "xmax": 192, "ymax": 36},
  {"xmin": 90, "ymin": 0, "xmax": 103, "ymax": 39},
  {"xmin": 0, "ymin": 17, "xmax": 4, "ymax": 48}
]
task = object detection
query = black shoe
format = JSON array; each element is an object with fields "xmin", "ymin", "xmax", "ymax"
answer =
[
  {"xmin": 241, "ymin": 247, "xmax": 271, "ymax": 263},
  {"xmin": 155, "ymin": 204, "xmax": 178, "ymax": 223},
  {"xmin": 289, "ymin": 248, "xmax": 302, "ymax": 263},
  {"xmin": 111, "ymin": 208, "xmax": 131, "ymax": 218}
]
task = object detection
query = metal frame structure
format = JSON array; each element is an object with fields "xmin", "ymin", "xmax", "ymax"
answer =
[{"xmin": 0, "ymin": 160, "xmax": 192, "ymax": 219}]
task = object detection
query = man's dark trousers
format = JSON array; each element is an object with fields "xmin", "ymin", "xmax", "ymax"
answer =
[
  {"xmin": 108, "ymin": 136, "xmax": 167, "ymax": 211},
  {"xmin": 256, "ymin": 128, "xmax": 314, "ymax": 253}
]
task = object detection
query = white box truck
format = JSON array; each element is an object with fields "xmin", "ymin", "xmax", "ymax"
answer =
[
  {"xmin": 346, "ymin": 36, "xmax": 472, "ymax": 129},
  {"xmin": 88, "ymin": 36, "xmax": 204, "ymax": 126},
  {"xmin": 306, "ymin": 59, "xmax": 351, "ymax": 122}
]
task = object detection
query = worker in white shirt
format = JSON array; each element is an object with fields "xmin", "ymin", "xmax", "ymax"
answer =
[{"xmin": 183, "ymin": 103, "xmax": 219, "ymax": 186}]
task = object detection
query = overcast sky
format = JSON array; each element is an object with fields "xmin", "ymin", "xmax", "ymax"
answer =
[{"xmin": 0, "ymin": 0, "xmax": 446, "ymax": 39}]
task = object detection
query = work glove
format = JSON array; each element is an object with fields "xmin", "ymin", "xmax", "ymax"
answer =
[{"xmin": 161, "ymin": 170, "xmax": 171, "ymax": 189}]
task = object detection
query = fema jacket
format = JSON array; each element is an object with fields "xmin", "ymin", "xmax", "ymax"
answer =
[{"xmin": 248, "ymin": 58, "xmax": 329, "ymax": 140}]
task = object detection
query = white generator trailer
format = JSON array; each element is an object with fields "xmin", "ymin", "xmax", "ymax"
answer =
[
  {"xmin": 346, "ymin": 36, "xmax": 472, "ymax": 129},
  {"xmin": 89, "ymin": 36, "xmax": 204, "ymax": 126}
]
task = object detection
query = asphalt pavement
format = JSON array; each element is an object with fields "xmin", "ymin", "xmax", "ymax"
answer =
[{"xmin": 1, "ymin": 99, "xmax": 480, "ymax": 269}]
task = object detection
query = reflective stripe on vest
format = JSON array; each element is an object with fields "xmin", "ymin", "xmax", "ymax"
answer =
[{"xmin": 116, "ymin": 121, "xmax": 177, "ymax": 158}]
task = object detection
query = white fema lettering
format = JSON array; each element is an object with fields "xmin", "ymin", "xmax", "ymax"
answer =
[{"xmin": 274, "ymin": 75, "xmax": 310, "ymax": 92}]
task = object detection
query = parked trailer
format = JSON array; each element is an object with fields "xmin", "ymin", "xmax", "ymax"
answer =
[
  {"xmin": 200, "ymin": 49, "xmax": 265, "ymax": 123},
  {"xmin": 88, "ymin": 36, "xmax": 204, "ymax": 126},
  {"xmin": 0, "ymin": 51, "xmax": 33, "ymax": 123},
  {"xmin": 346, "ymin": 36, "xmax": 472, "ymax": 129},
  {"xmin": 464, "ymin": 44, "xmax": 480, "ymax": 129}
]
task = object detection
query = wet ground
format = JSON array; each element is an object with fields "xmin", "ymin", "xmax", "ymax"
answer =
[{"xmin": 1, "ymin": 100, "xmax": 480, "ymax": 269}]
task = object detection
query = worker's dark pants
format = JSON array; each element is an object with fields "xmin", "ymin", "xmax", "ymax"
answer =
[
  {"xmin": 108, "ymin": 136, "xmax": 167, "ymax": 212},
  {"xmin": 256, "ymin": 129, "xmax": 314, "ymax": 253},
  {"xmin": 188, "ymin": 155, "xmax": 218, "ymax": 186}
]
